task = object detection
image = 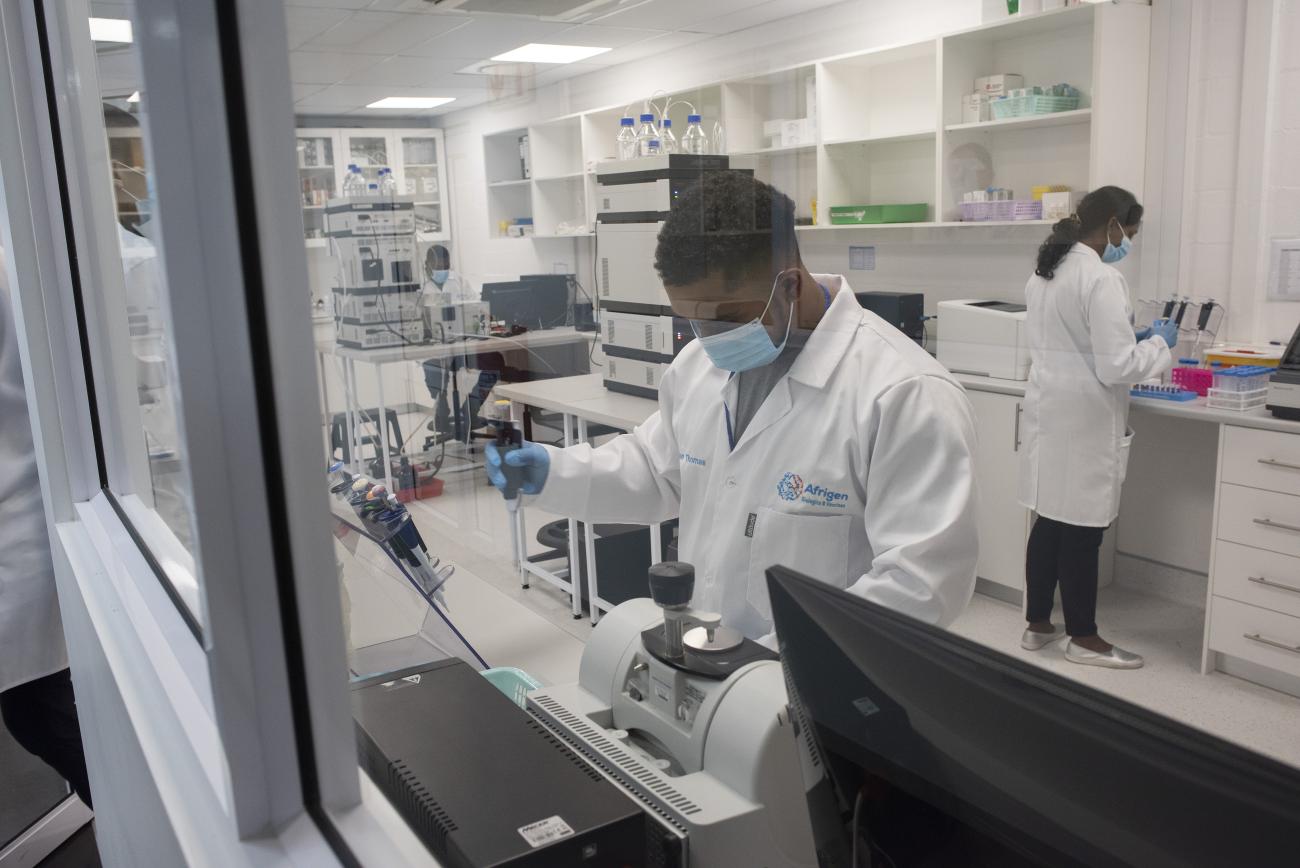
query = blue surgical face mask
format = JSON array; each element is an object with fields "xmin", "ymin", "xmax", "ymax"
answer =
[
  {"xmin": 690, "ymin": 271, "xmax": 795, "ymax": 373},
  {"xmin": 431, "ymin": 269, "xmax": 450, "ymax": 285},
  {"xmin": 1102, "ymin": 222, "xmax": 1132, "ymax": 264}
]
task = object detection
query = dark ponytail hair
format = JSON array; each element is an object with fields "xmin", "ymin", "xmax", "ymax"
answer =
[{"xmin": 1035, "ymin": 185, "xmax": 1144, "ymax": 279}]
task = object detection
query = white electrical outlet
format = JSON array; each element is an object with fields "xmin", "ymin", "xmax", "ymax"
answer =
[{"xmin": 849, "ymin": 246, "xmax": 875, "ymax": 271}]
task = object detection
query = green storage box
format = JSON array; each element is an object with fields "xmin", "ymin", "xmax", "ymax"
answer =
[
  {"xmin": 829, "ymin": 203, "xmax": 927, "ymax": 224},
  {"xmin": 830, "ymin": 205, "xmax": 882, "ymax": 224}
]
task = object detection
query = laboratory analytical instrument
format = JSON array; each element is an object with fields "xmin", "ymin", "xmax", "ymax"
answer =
[
  {"xmin": 527, "ymin": 561, "xmax": 829, "ymax": 867},
  {"xmin": 426, "ymin": 298, "xmax": 491, "ymax": 343},
  {"xmin": 935, "ymin": 298, "xmax": 1031, "ymax": 380},
  {"xmin": 595, "ymin": 154, "xmax": 752, "ymax": 397},
  {"xmin": 327, "ymin": 196, "xmax": 422, "ymax": 349},
  {"xmin": 854, "ymin": 291, "xmax": 924, "ymax": 343},
  {"xmin": 1265, "ymin": 321, "xmax": 1300, "ymax": 420},
  {"xmin": 767, "ymin": 563, "xmax": 1300, "ymax": 868},
  {"xmin": 352, "ymin": 658, "xmax": 649, "ymax": 868}
]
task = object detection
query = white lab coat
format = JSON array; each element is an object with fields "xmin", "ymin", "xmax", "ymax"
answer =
[
  {"xmin": 530, "ymin": 276, "xmax": 980, "ymax": 642},
  {"xmin": 0, "ymin": 249, "xmax": 66, "ymax": 693},
  {"xmin": 1017, "ymin": 244, "xmax": 1173, "ymax": 527}
]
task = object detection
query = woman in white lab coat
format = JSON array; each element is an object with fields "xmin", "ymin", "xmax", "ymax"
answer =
[
  {"xmin": 0, "ymin": 250, "xmax": 92, "ymax": 806},
  {"xmin": 485, "ymin": 171, "xmax": 981, "ymax": 643},
  {"xmin": 1017, "ymin": 187, "xmax": 1176, "ymax": 669}
]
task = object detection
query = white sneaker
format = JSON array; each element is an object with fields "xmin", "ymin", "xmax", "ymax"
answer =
[
  {"xmin": 1064, "ymin": 640, "xmax": 1144, "ymax": 669},
  {"xmin": 1020, "ymin": 625, "xmax": 1067, "ymax": 650}
]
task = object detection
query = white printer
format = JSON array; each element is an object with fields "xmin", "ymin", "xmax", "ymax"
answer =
[{"xmin": 936, "ymin": 298, "xmax": 1031, "ymax": 381}]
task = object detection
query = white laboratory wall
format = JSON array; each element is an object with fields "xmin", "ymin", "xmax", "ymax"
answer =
[
  {"xmin": 1179, "ymin": 0, "xmax": 1247, "ymax": 335},
  {"xmin": 1254, "ymin": 0, "xmax": 1300, "ymax": 342},
  {"xmin": 438, "ymin": 0, "xmax": 998, "ymax": 310}
]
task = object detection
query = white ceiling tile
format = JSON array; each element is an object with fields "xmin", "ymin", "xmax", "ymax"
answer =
[
  {"xmin": 293, "ymin": 83, "xmax": 327, "ymax": 101},
  {"xmin": 303, "ymin": 10, "xmax": 472, "ymax": 55},
  {"xmin": 402, "ymin": 17, "xmax": 572, "ymax": 60},
  {"xmin": 552, "ymin": 23, "xmax": 668, "ymax": 49},
  {"xmin": 293, "ymin": 83, "xmax": 400, "ymax": 109},
  {"xmin": 689, "ymin": 0, "xmax": 846, "ymax": 35},
  {"xmin": 589, "ymin": 0, "xmax": 795, "ymax": 31},
  {"xmin": 89, "ymin": 1, "xmax": 133, "ymax": 18},
  {"xmin": 340, "ymin": 55, "xmax": 469, "ymax": 87},
  {"xmin": 284, "ymin": 7, "xmax": 355, "ymax": 49},
  {"xmin": 596, "ymin": 29, "xmax": 711, "ymax": 63},
  {"xmin": 289, "ymin": 50, "xmax": 383, "ymax": 85},
  {"xmin": 283, "ymin": 0, "xmax": 372, "ymax": 8}
]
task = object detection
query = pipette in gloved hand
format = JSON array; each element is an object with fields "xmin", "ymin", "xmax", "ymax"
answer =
[{"xmin": 494, "ymin": 418, "xmax": 527, "ymax": 513}]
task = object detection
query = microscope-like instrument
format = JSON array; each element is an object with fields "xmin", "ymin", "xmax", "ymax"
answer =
[{"xmin": 527, "ymin": 562, "xmax": 830, "ymax": 867}]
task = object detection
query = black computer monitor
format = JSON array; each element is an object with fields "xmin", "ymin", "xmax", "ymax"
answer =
[
  {"xmin": 481, "ymin": 274, "xmax": 571, "ymax": 331},
  {"xmin": 765, "ymin": 565, "xmax": 1300, "ymax": 868}
]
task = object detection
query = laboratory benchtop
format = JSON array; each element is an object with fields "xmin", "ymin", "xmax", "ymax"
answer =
[
  {"xmin": 951, "ymin": 371, "xmax": 1300, "ymax": 436},
  {"xmin": 315, "ymin": 326, "xmax": 594, "ymax": 364}
]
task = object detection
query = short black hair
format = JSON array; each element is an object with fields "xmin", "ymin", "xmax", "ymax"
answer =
[{"xmin": 654, "ymin": 170, "xmax": 800, "ymax": 289}]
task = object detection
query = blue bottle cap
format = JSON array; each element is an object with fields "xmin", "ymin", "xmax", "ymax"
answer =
[
  {"xmin": 620, "ymin": 116, "xmax": 634, "ymax": 126},
  {"xmin": 687, "ymin": 114, "xmax": 701, "ymax": 123},
  {"xmin": 662, "ymin": 118, "xmax": 672, "ymax": 127},
  {"xmin": 640, "ymin": 113, "xmax": 655, "ymax": 122}
]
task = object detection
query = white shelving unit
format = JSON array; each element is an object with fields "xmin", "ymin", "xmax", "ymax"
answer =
[
  {"xmin": 480, "ymin": 1, "xmax": 1149, "ymax": 238},
  {"xmin": 295, "ymin": 127, "xmax": 450, "ymax": 244}
]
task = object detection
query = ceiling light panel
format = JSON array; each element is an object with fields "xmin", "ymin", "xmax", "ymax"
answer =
[
  {"xmin": 491, "ymin": 42, "xmax": 611, "ymax": 63},
  {"xmin": 89, "ymin": 17, "xmax": 132, "ymax": 42},
  {"xmin": 366, "ymin": 96, "xmax": 457, "ymax": 108}
]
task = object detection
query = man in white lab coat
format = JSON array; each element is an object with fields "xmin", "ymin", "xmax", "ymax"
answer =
[
  {"xmin": 487, "ymin": 171, "xmax": 980, "ymax": 643},
  {"xmin": 0, "ymin": 249, "xmax": 92, "ymax": 807}
]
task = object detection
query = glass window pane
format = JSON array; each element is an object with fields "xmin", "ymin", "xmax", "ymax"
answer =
[{"xmin": 87, "ymin": 2, "xmax": 202, "ymax": 622}]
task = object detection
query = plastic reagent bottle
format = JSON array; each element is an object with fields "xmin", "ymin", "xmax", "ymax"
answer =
[
  {"xmin": 636, "ymin": 113, "xmax": 661, "ymax": 157},
  {"xmin": 682, "ymin": 114, "xmax": 708, "ymax": 155},
  {"xmin": 616, "ymin": 116, "xmax": 638, "ymax": 160},
  {"xmin": 659, "ymin": 118, "xmax": 677, "ymax": 154},
  {"xmin": 379, "ymin": 168, "xmax": 397, "ymax": 196},
  {"xmin": 341, "ymin": 165, "xmax": 356, "ymax": 197}
]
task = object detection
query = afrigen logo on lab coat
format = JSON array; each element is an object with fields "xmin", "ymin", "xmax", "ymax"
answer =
[{"xmin": 778, "ymin": 472, "xmax": 848, "ymax": 509}]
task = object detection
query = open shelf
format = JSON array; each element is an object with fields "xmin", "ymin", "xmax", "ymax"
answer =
[
  {"xmin": 479, "ymin": 0, "xmax": 1150, "ymax": 244},
  {"xmin": 730, "ymin": 143, "xmax": 817, "ymax": 157},
  {"xmin": 945, "ymin": 108, "xmax": 1091, "ymax": 134},
  {"xmin": 823, "ymin": 129, "xmax": 935, "ymax": 147},
  {"xmin": 805, "ymin": 222, "xmax": 1042, "ymax": 231}
]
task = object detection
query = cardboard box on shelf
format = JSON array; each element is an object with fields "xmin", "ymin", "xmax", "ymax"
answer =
[
  {"xmin": 962, "ymin": 93, "xmax": 990, "ymax": 123},
  {"xmin": 1041, "ymin": 190, "xmax": 1079, "ymax": 220},
  {"xmin": 975, "ymin": 74, "xmax": 1024, "ymax": 96}
]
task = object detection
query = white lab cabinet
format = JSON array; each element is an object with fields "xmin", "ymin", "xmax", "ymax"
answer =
[
  {"xmin": 1204, "ymin": 426, "xmax": 1300, "ymax": 695},
  {"xmin": 297, "ymin": 127, "xmax": 449, "ymax": 245},
  {"xmin": 966, "ymin": 389, "xmax": 1031, "ymax": 599}
]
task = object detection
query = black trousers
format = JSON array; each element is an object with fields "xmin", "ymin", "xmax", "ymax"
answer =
[
  {"xmin": 1, "ymin": 668, "xmax": 93, "ymax": 809},
  {"xmin": 1025, "ymin": 515, "xmax": 1106, "ymax": 638}
]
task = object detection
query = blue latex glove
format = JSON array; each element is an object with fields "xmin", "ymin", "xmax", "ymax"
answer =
[
  {"xmin": 1133, "ymin": 324, "xmax": 1152, "ymax": 341},
  {"xmin": 485, "ymin": 440, "xmax": 550, "ymax": 497},
  {"xmin": 1150, "ymin": 318, "xmax": 1179, "ymax": 348}
]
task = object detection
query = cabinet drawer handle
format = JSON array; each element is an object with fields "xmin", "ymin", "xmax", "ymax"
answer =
[
  {"xmin": 1014, "ymin": 403, "xmax": 1023, "ymax": 452},
  {"xmin": 1257, "ymin": 458, "xmax": 1300, "ymax": 472},
  {"xmin": 1247, "ymin": 575, "xmax": 1300, "ymax": 595},
  {"xmin": 1254, "ymin": 518, "xmax": 1300, "ymax": 534},
  {"xmin": 1243, "ymin": 633, "xmax": 1300, "ymax": 655}
]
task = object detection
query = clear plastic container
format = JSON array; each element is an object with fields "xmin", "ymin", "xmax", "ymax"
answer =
[
  {"xmin": 1206, "ymin": 386, "xmax": 1269, "ymax": 411},
  {"xmin": 682, "ymin": 114, "xmax": 708, "ymax": 155},
  {"xmin": 616, "ymin": 116, "xmax": 638, "ymax": 160},
  {"xmin": 659, "ymin": 118, "xmax": 677, "ymax": 154},
  {"xmin": 379, "ymin": 167, "xmax": 397, "ymax": 197},
  {"xmin": 636, "ymin": 113, "xmax": 661, "ymax": 157}
]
